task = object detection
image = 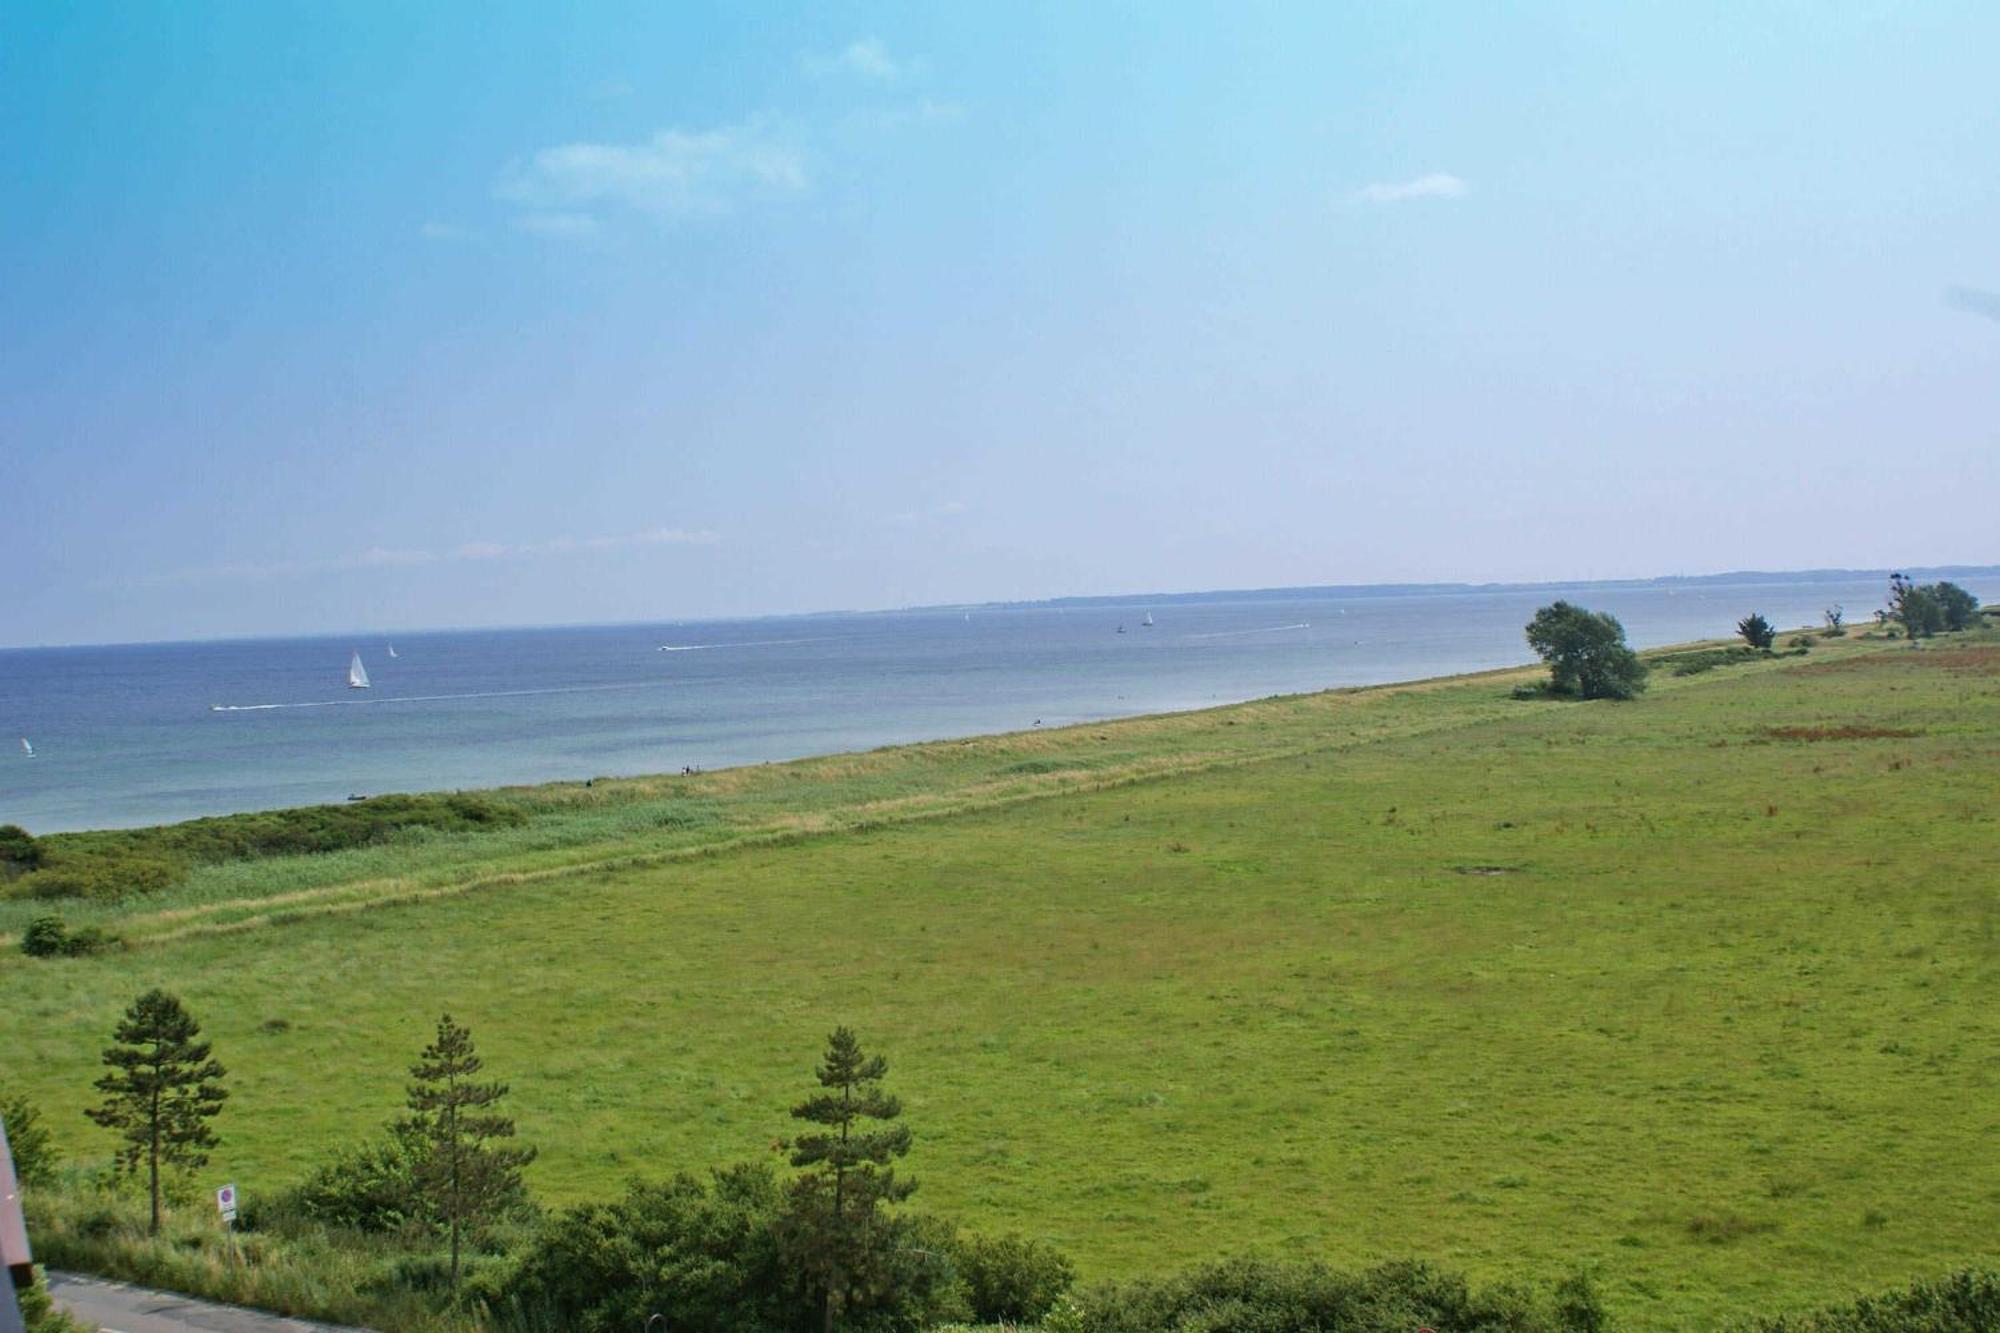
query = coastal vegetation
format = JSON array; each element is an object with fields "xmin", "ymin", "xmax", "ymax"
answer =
[
  {"xmin": 3, "ymin": 609, "xmax": 1997, "ymax": 1328},
  {"xmin": 1521, "ymin": 602, "xmax": 1648, "ymax": 699},
  {"xmin": 1736, "ymin": 613, "xmax": 1776, "ymax": 650},
  {"xmin": 0, "ymin": 794, "xmax": 524, "ymax": 905}
]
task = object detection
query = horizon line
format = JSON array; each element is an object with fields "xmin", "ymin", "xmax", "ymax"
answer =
[{"xmin": 3, "ymin": 561, "xmax": 1993, "ymax": 654}]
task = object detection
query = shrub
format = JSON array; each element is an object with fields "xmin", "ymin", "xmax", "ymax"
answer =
[
  {"xmin": 288, "ymin": 1130, "xmax": 431, "ymax": 1235},
  {"xmin": 287, "ymin": 1118, "xmax": 534, "ymax": 1241},
  {"xmin": 19, "ymin": 914, "xmax": 114, "ymax": 957},
  {"xmin": 20, "ymin": 794, "xmax": 532, "ymax": 903},
  {"xmin": 1787, "ymin": 636, "xmax": 1814, "ymax": 650},
  {"xmin": 1, "ymin": 1094, "xmax": 60, "ymax": 1186},
  {"xmin": 21, "ymin": 854, "xmax": 183, "ymax": 900},
  {"xmin": 1659, "ymin": 646, "xmax": 1762, "ymax": 677},
  {"xmin": 1738, "ymin": 613, "xmax": 1777, "ymax": 650},
  {"xmin": 954, "ymin": 1231, "xmax": 1077, "ymax": 1324},
  {"xmin": 1071, "ymin": 1256, "xmax": 1603, "ymax": 1333},
  {"xmin": 20, "ymin": 914, "xmax": 70, "ymax": 957},
  {"xmin": 1930, "ymin": 580, "xmax": 1979, "ymax": 631},
  {"xmin": 493, "ymin": 1165, "xmax": 791, "ymax": 1333},
  {"xmin": 1740, "ymin": 1267, "xmax": 2000, "ymax": 1330},
  {"xmin": 19, "ymin": 1267, "xmax": 91, "ymax": 1333},
  {"xmin": 0, "ymin": 823, "xmax": 43, "ymax": 873}
]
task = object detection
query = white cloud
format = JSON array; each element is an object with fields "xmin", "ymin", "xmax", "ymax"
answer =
[
  {"xmin": 497, "ymin": 117, "xmax": 807, "ymax": 226},
  {"xmin": 1354, "ymin": 173, "xmax": 1470, "ymax": 204},
  {"xmin": 141, "ymin": 528, "xmax": 720, "ymax": 586},
  {"xmin": 807, "ymin": 37, "xmax": 907, "ymax": 81},
  {"xmin": 1945, "ymin": 285, "xmax": 2000, "ymax": 322}
]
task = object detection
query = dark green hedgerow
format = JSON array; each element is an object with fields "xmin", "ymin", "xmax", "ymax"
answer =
[
  {"xmin": 1738, "ymin": 1268, "xmax": 2000, "ymax": 1330},
  {"xmin": 1067, "ymin": 1256, "xmax": 1607, "ymax": 1333},
  {"xmin": 9, "ymin": 794, "xmax": 528, "ymax": 902}
]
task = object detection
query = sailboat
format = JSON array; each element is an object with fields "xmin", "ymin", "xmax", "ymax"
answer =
[
  {"xmin": 387, "ymin": 643, "xmax": 398, "ymax": 658},
  {"xmin": 19, "ymin": 737, "xmax": 32, "ymax": 758},
  {"xmin": 1141, "ymin": 612, "xmax": 1155, "ymax": 627},
  {"xmin": 347, "ymin": 652, "xmax": 371, "ymax": 689}
]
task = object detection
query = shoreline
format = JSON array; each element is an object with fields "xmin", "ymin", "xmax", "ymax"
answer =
[{"xmin": 25, "ymin": 628, "xmax": 1807, "ymax": 841}]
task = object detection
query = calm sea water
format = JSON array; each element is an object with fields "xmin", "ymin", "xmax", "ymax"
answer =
[{"xmin": 3, "ymin": 573, "xmax": 1991, "ymax": 833}]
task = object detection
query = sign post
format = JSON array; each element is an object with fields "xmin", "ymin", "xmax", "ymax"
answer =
[{"xmin": 216, "ymin": 1183, "xmax": 238, "ymax": 1227}]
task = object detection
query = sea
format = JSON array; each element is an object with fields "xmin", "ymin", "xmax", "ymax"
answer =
[{"xmin": 3, "ymin": 571, "xmax": 1994, "ymax": 834}]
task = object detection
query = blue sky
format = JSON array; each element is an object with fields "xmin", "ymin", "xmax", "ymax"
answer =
[{"xmin": 3, "ymin": 2, "xmax": 1996, "ymax": 647}]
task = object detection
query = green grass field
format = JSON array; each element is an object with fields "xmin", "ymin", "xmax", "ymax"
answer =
[{"xmin": 4, "ymin": 630, "xmax": 1997, "ymax": 1328}]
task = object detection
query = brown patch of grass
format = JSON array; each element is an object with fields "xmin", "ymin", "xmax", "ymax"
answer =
[{"xmin": 1757, "ymin": 724, "xmax": 1923, "ymax": 742}]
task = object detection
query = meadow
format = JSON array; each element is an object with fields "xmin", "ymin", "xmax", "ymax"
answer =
[{"xmin": 3, "ymin": 628, "xmax": 1997, "ymax": 1329}]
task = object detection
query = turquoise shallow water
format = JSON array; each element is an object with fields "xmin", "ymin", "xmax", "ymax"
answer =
[{"xmin": 2, "ymin": 573, "xmax": 1990, "ymax": 832}]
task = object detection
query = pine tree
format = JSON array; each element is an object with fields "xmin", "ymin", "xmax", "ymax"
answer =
[
  {"xmin": 783, "ymin": 1027, "xmax": 916, "ymax": 1333},
  {"xmin": 1737, "ymin": 612, "xmax": 1776, "ymax": 650},
  {"xmin": 86, "ymin": 989, "xmax": 228, "ymax": 1235},
  {"xmin": 402, "ymin": 1014, "xmax": 534, "ymax": 1287}
]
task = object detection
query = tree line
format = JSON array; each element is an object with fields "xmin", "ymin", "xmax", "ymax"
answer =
[{"xmin": 1520, "ymin": 574, "xmax": 1983, "ymax": 702}]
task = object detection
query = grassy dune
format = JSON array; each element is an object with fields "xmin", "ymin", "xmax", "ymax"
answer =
[{"xmin": 4, "ymin": 630, "xmax": 1997, "ymax": 1328}]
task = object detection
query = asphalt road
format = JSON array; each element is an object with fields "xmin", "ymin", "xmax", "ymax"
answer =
[{"xmin": 44, "ymin": 1273, "xmax": 368, "ymax": 1333}]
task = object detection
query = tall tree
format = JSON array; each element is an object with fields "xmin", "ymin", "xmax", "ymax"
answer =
[
  {"xmin": 783, "ymin": 1027, "xmax": 916, "ymax": 1333},
  {"xmin": 86, "ymin": 990, "xmax": 227, "ymax": 1234},
  {"xmin": 1524, "ymin": 602, "xmax": 1649, "ymax": 700},
  {"xmin": 1887, "ymin": 573, "xmax": 1941, "ymax": 639},
  {"xmin": 402, "ymin": 1014, "xmax": 533, "ymax": 1287}
]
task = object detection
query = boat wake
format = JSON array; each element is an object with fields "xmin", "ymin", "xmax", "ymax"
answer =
[
  {"xmin": 1185, "ymin": 623, "xmax": 1311, "ymax": 639},
  {"xmin": 657, "ymin": 636, "xmax": 835, "ymax": 652},
  {"xmin": 210, "ymin": 680, "xmax": 680, "ymax": 713}
]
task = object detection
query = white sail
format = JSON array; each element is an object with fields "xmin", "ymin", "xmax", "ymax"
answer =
[
  {"xmin": 387, "ymin": 644, "xmax": 398, "ymax": 658},
  {"xmin": 19, "ymin": 737, "xmax": 32, "ymax": 757},
  {"xmin": 1142, "ymin": 612, "xmax": 1155, "ymax": 627},
  {"xmin": 348, "ymin": 652, "xmax": 371, "ymax": 689}
]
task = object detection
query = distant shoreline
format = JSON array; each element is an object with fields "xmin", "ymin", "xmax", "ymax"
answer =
[{"xmin": 4, "ymin": 563, "xmax": 1993, "ymax": 653}]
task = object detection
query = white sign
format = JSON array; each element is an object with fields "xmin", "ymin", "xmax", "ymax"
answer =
[{"xmin": 216, "ymin": 1183, "xmax": 237, "ymax": 1222}]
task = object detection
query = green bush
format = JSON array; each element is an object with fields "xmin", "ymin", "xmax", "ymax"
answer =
[
  {"xmin": 1738, "ymin": 613, "xmax": 1777, "ymax": 650},
  {"xmin": 1659, "ymin": 646, "xmax": 1764, "ymax": 677},
  {"xmin": 492, "ymin": 1166, "xmax": 971, "ymax": 1333},
  {"xmin": 20, "ymin": 854, "xmax": 183, "ymax": 900},
  {"xmin": 1929, "ymin": 581, "xmax": 1979, "ymax": 632},
  {"xmin": 19, "ymin": 1267, "xmax": 91, "ymax": 1333},
  {"xmin": 1, "ymin": 1093, "xmax": 60, "ymax": 1186},
  {"xmin": 1741, "ymin": 1267, "xmax": 2000, "ymax": 1330},
  {"xmin": 19, "ymin": 914, "xmax": 118, "ymax": 957},
  {"xmin": 0, "ymin": 823, "xmax": 43, "ymax": 873},
  {"xmin": 953, "ymin": 1231, "xmax": 1077, "ymax": 1324},
  {"xmin": 20, "ymin": 914, "xmax": 69, "ymax": 956},
  {"xmin": 491, "ymin": 1165, "xmax": 792, "ymax": 1333},
  {"xmin": 1071, "ymin": 1256, "xmax": 1604, "ymax": 1333},
  {"xmin": 11, "ymin": 794, "xmax": 531, "ymax": 903},
  {"xmin": 287, "ymin": 1131, "xmax": 431, "ymax": 1235}
]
